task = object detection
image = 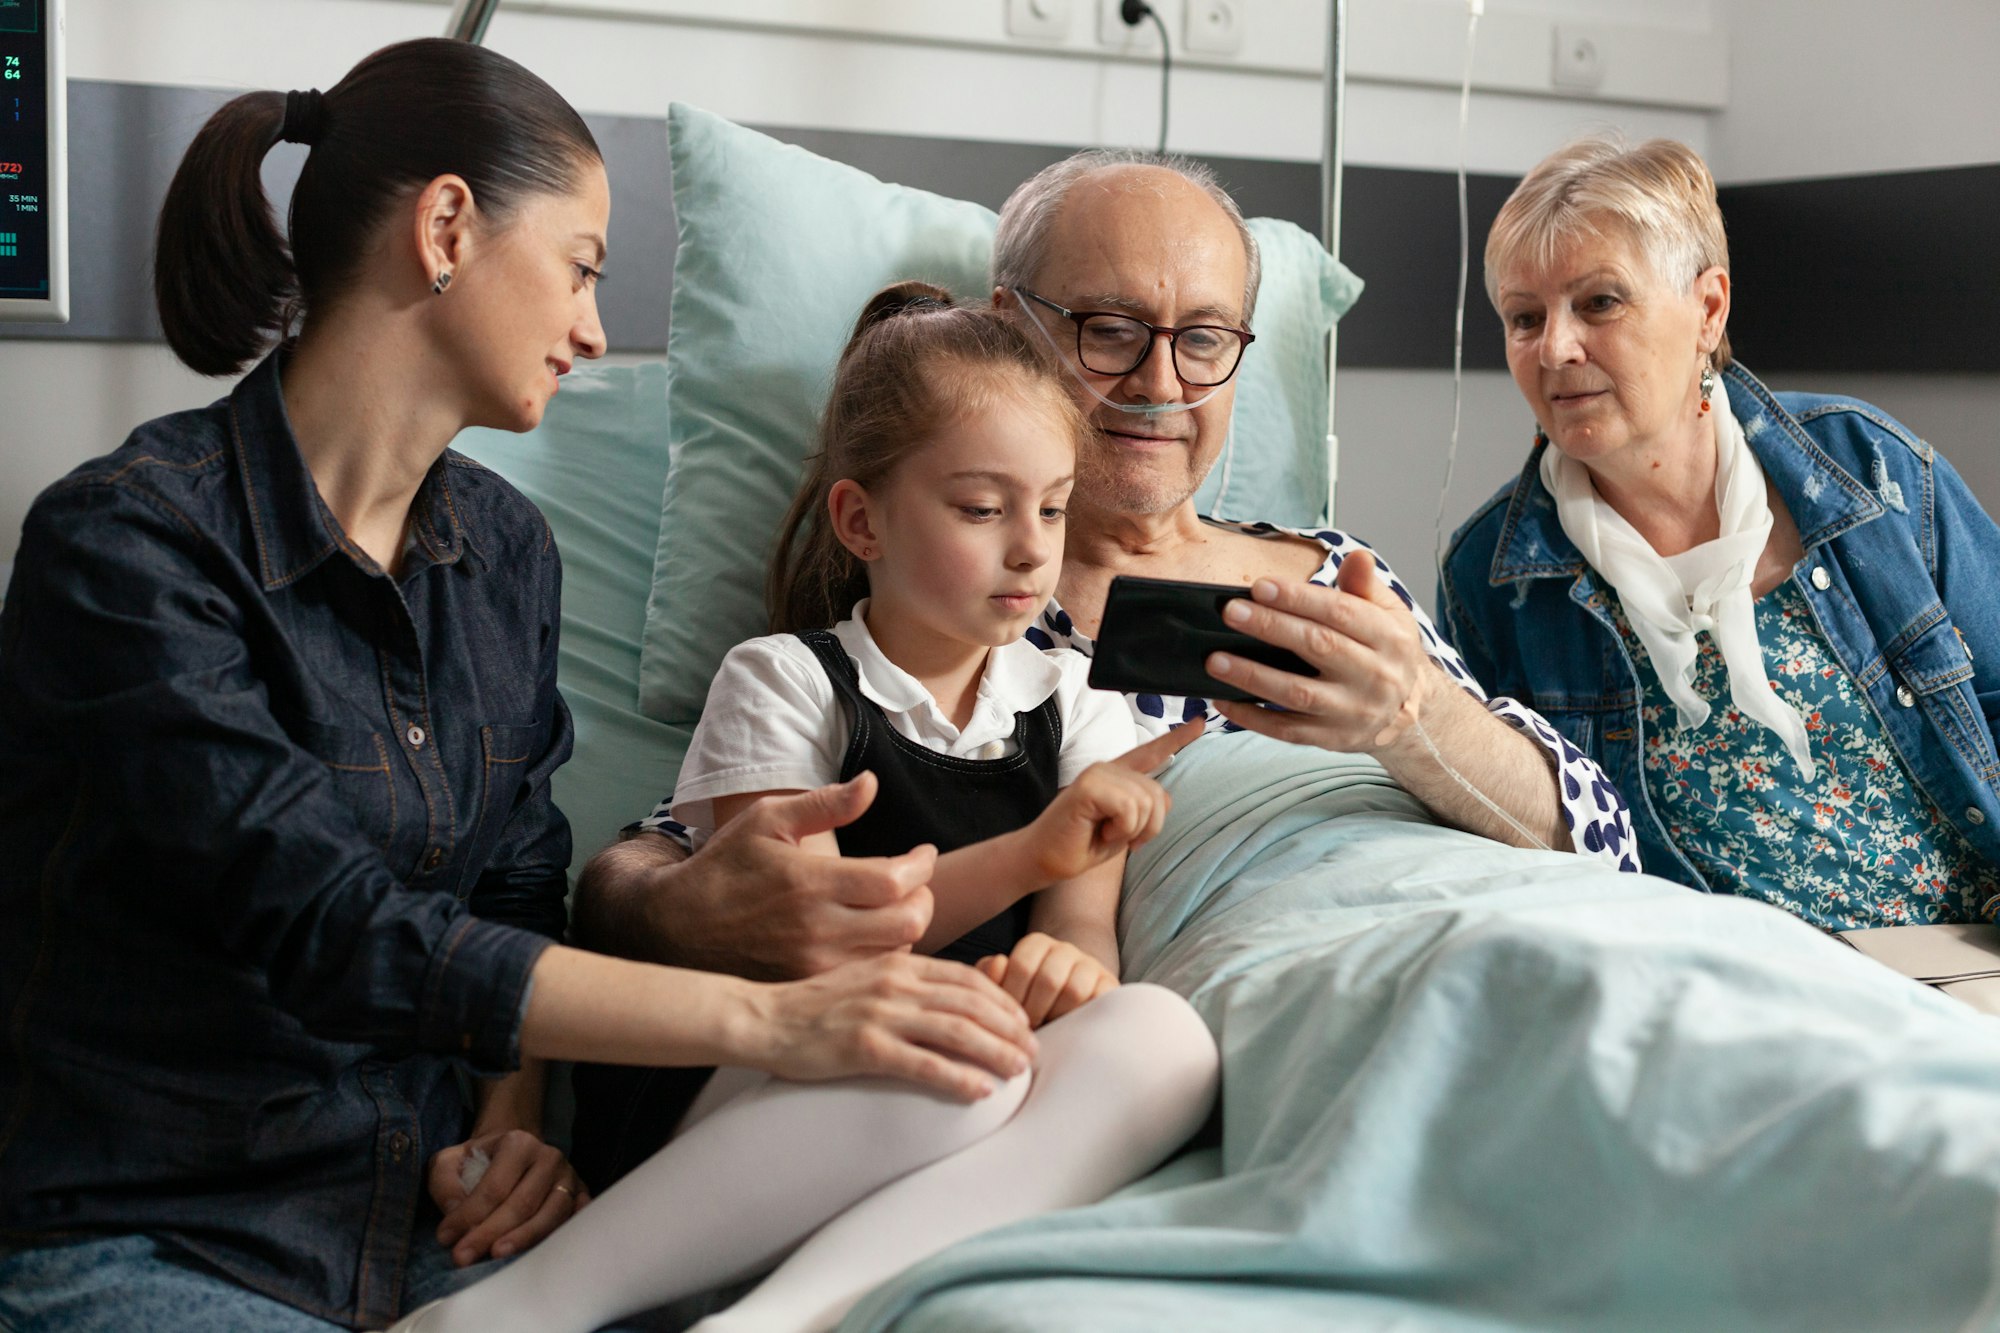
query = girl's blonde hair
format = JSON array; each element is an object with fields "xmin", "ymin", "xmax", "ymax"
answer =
[
  {"xmin": 1486, "ymin": 134, "xmax": 1733, "ymax": 366},
  {"xmin": 767, "ymin": 280, "xmax": 1094, "ymax": 634}
]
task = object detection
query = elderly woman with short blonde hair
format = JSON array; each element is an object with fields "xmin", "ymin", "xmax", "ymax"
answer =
[{"xmin": 1439, "ymin": 134, "xmax": 2000, "ymax": 930}]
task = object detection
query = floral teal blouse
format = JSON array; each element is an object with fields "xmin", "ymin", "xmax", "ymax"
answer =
[{"xmin": 1612, "ymin": 581, "xmax": 2000, "ymax": 930}]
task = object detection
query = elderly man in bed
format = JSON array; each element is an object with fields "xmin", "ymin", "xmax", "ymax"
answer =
[
  {"xmin": 577, "ymin": 152, "xmax": 1635, "ymax": 968},
  {"xmin": 565, "ymin": 151, "xmax": 1637, "ymax": 1176}
]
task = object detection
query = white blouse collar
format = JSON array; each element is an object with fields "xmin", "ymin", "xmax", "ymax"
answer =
[{"xmin": 830, "ymin": 601, "xmax": 1064, "ymax": 746}]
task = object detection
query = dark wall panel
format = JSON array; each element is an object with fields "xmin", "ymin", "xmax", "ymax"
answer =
[
  {"xmin": 1719, "ymin": 164, "xmax": 2000, "ymax": 374},
  {"xmin": 1335, "ymin": 165, "xmax": 1516, "ymax": 372},
  {"xmin": 10, "ymin": 80, "xmax": 1996, "ymax": 377}
]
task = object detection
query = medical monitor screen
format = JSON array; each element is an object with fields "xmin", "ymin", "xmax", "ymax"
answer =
[{"xmin": 0, "ymin": 0, "xmax": 65, "ymax": 321}]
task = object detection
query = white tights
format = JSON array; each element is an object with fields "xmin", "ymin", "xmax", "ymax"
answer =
[{"xmin": 414, "ymin": 982, "xmax": 1218, "ymax": 1333}]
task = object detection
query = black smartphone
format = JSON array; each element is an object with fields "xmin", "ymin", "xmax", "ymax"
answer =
[{"xmin": 1086, "ymin": 575, "xmax": 1319, "ymax": 704}]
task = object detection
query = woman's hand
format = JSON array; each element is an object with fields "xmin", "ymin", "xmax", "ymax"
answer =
[
  {"xmin": 1023, "ymin": 721, "xmax": 1201, "ymax": 885},
  {"xmin": 750, "ymin": 952, "xmax": 1039, "ymax": 1101},
  {"xmin": 429, "ymin": 1128, "xmax": 589, "ymax": 1267},
  {"xmin": 1209, "ymin": 555, "xmax": 1432, "ymax": 755},
  {"xmin": 977, "ymin": 932, "xmax": 1119, "ymax": 1027}
]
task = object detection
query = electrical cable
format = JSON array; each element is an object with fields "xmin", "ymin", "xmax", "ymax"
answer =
[
  {"xmin": 1119, "ymin": 0, "xmax": 1171, "ymax": 154},
  {"xmin": 1147, "ymin": 6, "xmax": 1170, "ymax": 154}
]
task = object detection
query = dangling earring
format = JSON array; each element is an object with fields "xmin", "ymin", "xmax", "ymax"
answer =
[
  {"xmin": 1698, "ymin": 354, "xmax": 1716, "ymax": 414},
  {"xmin": 431, "ymin": 270, "xmax": 453, "ymax": 296}
]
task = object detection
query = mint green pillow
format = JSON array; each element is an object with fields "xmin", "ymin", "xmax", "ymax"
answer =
[
  {"xmin": 638, "ymin": 104, "xmax": 1361, "ymax": 724},
  {"xmin": 451, "ymin": 363, "xmax": 692, "ymax": 868}
]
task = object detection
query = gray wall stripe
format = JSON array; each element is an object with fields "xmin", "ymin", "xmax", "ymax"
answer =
[{"xmin": 9, "ymin": 80, "xmax": 1994, "ymax": 376}]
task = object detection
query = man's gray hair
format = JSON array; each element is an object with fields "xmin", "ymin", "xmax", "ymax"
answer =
[{"xmin": 992, "ymin": 149, "xmax": 1262, "ymax": 323}]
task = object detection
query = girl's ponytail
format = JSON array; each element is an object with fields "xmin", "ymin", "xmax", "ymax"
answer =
[
  {"xmin": 767, "ymin": 281, "xmax": 962, "ymax": 633},
  {"xmin": 852, "ymin": 280, "xmax": 955, "ymax": 337},
  {"xmin": 153, "ymin": 91, "xmax": 298, "ymax": 377}
]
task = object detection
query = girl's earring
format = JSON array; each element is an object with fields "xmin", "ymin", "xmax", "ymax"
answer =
[
  {"xmin": 432, "ymin": 270, "xmax": 453, "ymax": 296},
  {"xmin": 1698, "ymin": 355, "xmax": 1716, "ymax": 414}
]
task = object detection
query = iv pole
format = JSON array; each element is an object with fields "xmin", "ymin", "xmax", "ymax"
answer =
[
  {"xmin": 1320, "ymin": 0, "xmax": 1346, "ymax": 524},
  {"xmin": 445, "ymin": 0, "xmax": 502, "ymax": 43}
]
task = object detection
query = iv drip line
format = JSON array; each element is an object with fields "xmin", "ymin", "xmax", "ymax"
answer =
[
  {"xmin": 1432, "ymin": 0, "xmax": 1481, "ymax": 570},
  {"xmin": 1413, "ymin": 0, "xmax": 1555, "ymax": 855}
]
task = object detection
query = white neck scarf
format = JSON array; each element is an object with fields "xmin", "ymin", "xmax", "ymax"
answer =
[{"xmin": 1539, "ymin": 390, "xmax": 1816, "ymax": 779}]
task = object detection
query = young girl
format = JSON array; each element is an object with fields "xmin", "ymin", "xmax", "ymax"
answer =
[
  {"xmin": 679, "ymin": 281, "xmax": 1202, "ymax": 1012},
  {"xmin": 395, "ymin": 284, "xmax": 1218, "ymax": 1333}
]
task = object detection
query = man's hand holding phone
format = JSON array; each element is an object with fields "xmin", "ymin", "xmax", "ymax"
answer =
[{"xmin": 1088, "ymin": 558, "xmax": 1432, "ymax": 758}]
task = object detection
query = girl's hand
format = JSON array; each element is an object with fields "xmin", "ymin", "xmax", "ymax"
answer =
[
  {"xmin": 752, "ymin": 952, "xmax": 1037, "ymax": 1102},
  {"xmin": 429, "ymin": 1129, "xmax": 589, "ymax": 1267},
  {"xmin": 1025, "ymin": 720, "xmax": 1201, "ymax": 885},
  {"xmin": 976, "ymin": 933, "xmax": 1120, "ymax": 1027}
]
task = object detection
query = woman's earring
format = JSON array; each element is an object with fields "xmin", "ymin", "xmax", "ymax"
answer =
[
  {"xmin": 432, "ymin": 270, "xmax": 453, "ymax": 296},
  {"xmin": 1698, "ymin": 355, "xmax": 1717, "ymax": 414}
]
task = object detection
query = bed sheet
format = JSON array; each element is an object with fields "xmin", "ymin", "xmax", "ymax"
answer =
[{"xmin": 846, "ymin": 731, "xmax": 2000, "ymax": 1333}]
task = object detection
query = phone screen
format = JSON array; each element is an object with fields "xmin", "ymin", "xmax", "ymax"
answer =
[{"xmin": 1085, "ymin": 575, "xmax": 1318, "ymax": 704}]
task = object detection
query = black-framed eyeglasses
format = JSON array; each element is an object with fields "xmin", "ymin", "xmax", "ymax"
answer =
[{"xmin": 1014, "ymin": 287, "xmax": 1255, "ymax": 388}]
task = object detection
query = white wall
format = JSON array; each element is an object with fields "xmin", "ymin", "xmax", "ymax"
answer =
[
  {"xmin": 57, "ymin": 0, "xmax": 1717, "ymax": 169},
  {"xmin": 0, "ymin": 344, "xmax": 218, "ymax": 586},
  {"xmin": 1710, "ymin": 0, "xmax": 2000, "ymax": 183},
  {"xmin": 1333, "ymin": 367, "xmax": 1528, "ymax": 595}
]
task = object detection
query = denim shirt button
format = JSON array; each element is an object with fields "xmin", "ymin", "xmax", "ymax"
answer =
[
  {"xmin": 388, "ymin": 1131, "xmax": 410, "ymax": 1161},
  {"xmin": 424, "ymin": 847, "xmax": 444, "ymax": 872},
  {"xmin": 1970, "ymin": 808, "xmax": 1987, "ymax": 826},
  {"xmin": 1810, "ymin": 566, "xmax": 1831, "ymax": 591},
  {"xmin": 405, "ymin": 724, "xmax": 426, "ymax": 749},
  {"xmin": 1896, "ymin": 684, "xmax": 1917, "ymax": 708}
]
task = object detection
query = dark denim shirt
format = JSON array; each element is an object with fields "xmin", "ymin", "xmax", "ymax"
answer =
[
  {"xmin": 1440, "ymin": 364, "xmax": 2000, "ymax": 890},
  {"xmin": 0, "ymin": 353, "xmax": 573, "ymax": 1327}
]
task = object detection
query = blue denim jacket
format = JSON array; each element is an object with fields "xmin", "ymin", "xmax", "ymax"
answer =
[
  {"xmin": 0, "ymin": 354, "xmax": 573, "ymax": 1327},
  {"xmin": 1439, "ymin": 364, "xmax": 2000, "ymax": 890}
]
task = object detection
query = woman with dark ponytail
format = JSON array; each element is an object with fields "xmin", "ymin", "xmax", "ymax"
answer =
[{"xmin": 0, "ymin": 41, "xmax": 1038, "ymax": 1333}]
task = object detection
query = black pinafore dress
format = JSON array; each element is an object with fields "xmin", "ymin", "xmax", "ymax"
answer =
[
  {"xmin": 795, "ymin": 629, "xmax": 1062, "ymax": 966},
  {"xmin": 572, "ymin": 629, "xmax": 1066, "ymax": 1192}
]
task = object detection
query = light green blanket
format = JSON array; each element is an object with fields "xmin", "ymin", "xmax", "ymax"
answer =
[{"xmin": 848, "ymin": 730, "xmax": 2000, "ymax": 1332}]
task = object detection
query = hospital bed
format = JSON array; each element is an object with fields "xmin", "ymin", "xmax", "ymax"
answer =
[{"xmin": 450, "ymin": 103, "xmax": 2000, "ymax": 1333}]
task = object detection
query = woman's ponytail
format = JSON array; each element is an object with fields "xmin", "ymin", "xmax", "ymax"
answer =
[
  {"xmin": 153, "ymin": 91, "xmax": 299, "ymax": 377},
  {"xmin": 150, "ymin": 39, "xmax": 599, "ymax": 379}
]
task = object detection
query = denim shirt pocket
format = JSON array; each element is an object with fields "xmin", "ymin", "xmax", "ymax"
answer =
[
  {"xmin": 1885, "ymin": 613, "xmax": 1996, "ymax": 780},
  {"xmin": 461, "ymin": 722, "xmax": 547, "ymax": 895},
  {"xmin": 291, "ymin": 719, "xmax": 397, "ymax": 853}
]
